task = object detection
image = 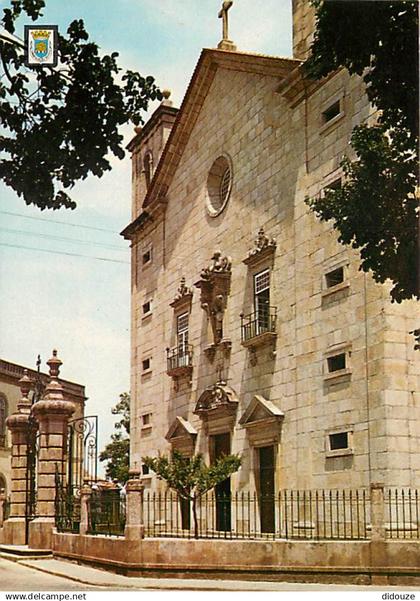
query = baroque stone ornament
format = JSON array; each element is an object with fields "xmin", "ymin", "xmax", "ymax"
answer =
[
  {"xmin": 195, "ymin": 251, "xmax": 232, "ymax": 346},
  {"xmin": 194, "ymin": 381, "xmax": 238, "ymax": 416},
  {"xmin": 243, "ymin": 227, "xmax": 276, "ymax": 265},
  {"xmin": 169, "ymin": 277, "xmax": 193, "ymax": 309}
]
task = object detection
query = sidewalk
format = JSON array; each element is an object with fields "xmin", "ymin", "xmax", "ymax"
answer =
[{"xmin": 13, "ymin": 558, "xmax": 420, "ymax": 591}]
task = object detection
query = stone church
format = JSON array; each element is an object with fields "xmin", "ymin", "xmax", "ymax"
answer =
[{"xmin": 121, "ymin": 0, "xmax": 419, "ymax": 528}]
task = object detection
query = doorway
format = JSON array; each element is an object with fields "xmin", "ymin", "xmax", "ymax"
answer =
[
  {"xmin": 211, "ymin": 432, "xmax": 231, "ymax": 532},
  {"xmin": 258, "ymin": 445, "xmax": 275, "ymax": 533}
]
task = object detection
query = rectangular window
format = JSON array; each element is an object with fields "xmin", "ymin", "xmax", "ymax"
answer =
[
  {"xmin": 142, "ymin": 358, "xmax": 151, "ymax": 372},
  {"xmin": 327, "ymin": 353, "xmax": 346, "ymax": 372},
  {"xmin": 142, "ymin": 248, "xmax": 152, "ymax": 265},
  {"xmin": 142, "ymin": 300, "xmax": 152, "ymax": 315},
  {"xmin": 142, "ymin": 413, "xmax": 151, "ymax": 426},
  {"xmin": 254, "ymin": 269, "xmax": 270, "ymax": 334},
  {"xmin": 177, "ymin": 312, "xmax": 189, "ymax": 366},
  {"xmin": 322, "ymin": 100, "xmax": 341, "ymax": 124},
  {"xmin": 142, "ymin": 464, "xmax": 150, "ymax": 476},
  {"xmin": 325, "ymin": 267, "xmax": 344, "ymax": 288},
  {"xmin": 329, "ymin": 432, "xmax": 349, "ymax": 451}
]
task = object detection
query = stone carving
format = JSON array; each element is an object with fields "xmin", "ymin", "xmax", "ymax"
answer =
[
  {"xmin": 195, "ymin": 251, "xmax": 232, "ymax": 346},
  {"xmin": 200, "ymin": 251, "xmax": 232, "ymax": 280},
  {"xmin": 170, "ymin": 277, "xmax": 193, "ymax": 308},
  {"xmin": 194, "ymin": 381, "xmax": 238, "ymax": 415},
  {"xmin": 244, "ymin": 227, "xmax": 276, "ymax": 264}
]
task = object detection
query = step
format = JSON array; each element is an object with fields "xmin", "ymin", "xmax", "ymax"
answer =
[{"xmin": 0, "ymin": 545, "xmax": 52, "ymax": 558}]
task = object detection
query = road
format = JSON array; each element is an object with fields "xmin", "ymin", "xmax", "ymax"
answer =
[{"xmin": 0, "ymin": 557, "xmax": 100, "ymax": 591}]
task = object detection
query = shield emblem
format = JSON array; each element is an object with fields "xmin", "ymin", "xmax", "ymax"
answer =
[
  {"xmin": 34, "ymin": 37, "xmax": 49, "ymax": 60},
  {"xmin": 25, "ymin": 26, "xmax": 58, "ymax": 67}
]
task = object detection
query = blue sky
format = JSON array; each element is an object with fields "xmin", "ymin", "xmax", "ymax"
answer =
[{"xmin": 0, "ymin": 0, "xmax": 292, "ymax": 472}]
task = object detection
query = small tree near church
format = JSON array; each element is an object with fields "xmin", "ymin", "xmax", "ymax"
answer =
[
  {"xmin": 142, "ymin": 451, "xmax": 241, "ymax": 539},
  {"xmin": 99, "ymin": 392, "xmax": 130, "ymax": 484}
]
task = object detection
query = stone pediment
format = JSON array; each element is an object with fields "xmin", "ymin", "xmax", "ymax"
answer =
[
  {"xmin": 121, "ymin": 51, "xmax": 300, "ymax": 240},
  {"xmin": 239, "ymin": 395, "xmax": 284, "ymax": 426},
  {"xmin": 166, "ymin": 416, "xmax": 197, "ymax": 441},
  {"xmin": 165, "ymin": 416, "xmax": 197, "ymax": 456},
  {"xmin": 239, "ymin": 395, "xmax": 284, "ymax": 446}
]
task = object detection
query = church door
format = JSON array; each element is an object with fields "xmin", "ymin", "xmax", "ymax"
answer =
[
  {"xmin": 258, "ymin": 445, "xmax": 275, "ymax": 533},
  {"xmin": 211, "ymin": 433, "xmax": 231, "ymax": 532}
]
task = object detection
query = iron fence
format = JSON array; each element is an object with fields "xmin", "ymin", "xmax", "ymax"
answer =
[
  {"xmin": 87, "ymin": 493, "xmax": 126, "ymax": 537},
  {"xmin": 385, "ymin": 488, "xmax": 420, "ymax": 539},
  {"xmin": 55, "ymin": 470, "xmax": 81, "ymax": 534},
  {"xmin": 143, "ymin": 489, "xmax": 370, "ymax": 540}
]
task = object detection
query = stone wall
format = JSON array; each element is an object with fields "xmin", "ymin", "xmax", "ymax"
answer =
[{"xmin": 52, "ymin": 532, "xmax": 420, "ymax": 585}]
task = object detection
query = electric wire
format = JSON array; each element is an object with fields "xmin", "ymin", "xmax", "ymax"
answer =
[
  {"xmin": 0, "ymin": 226, "xmax": 127, "ymax": 251},
  {"xmin": 0, "ymin": 241, "xmax": 129, "ymax": 264},
  {"xmin": 0, "ymin": 209, "xmax": 119, "ymax": 233}
]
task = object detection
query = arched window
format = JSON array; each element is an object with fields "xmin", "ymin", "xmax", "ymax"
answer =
[
  {"xmin": 143, "ymin": 152, "xmax": 153, "ymax": 189},
  {"xmin": 0, "ymin": 395, "xmax": 7, "ymax": 448},
  {"xmin": 0, "ymin": 474, "xmax": 6, "ymax": 494}
]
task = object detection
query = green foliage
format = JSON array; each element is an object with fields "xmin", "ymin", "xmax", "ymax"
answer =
[
  {"xmin": 111, "ymin": 391, "xmax": 130, "ymax": 435},
  {"xmin": 305, "ymin": 1, "xmax": 419, "ymax": 303},
  {"xmin": 143, "ymin": 450, "xmax": 241, "ymax": 500},
  {"xmin": 0, "ymin": 0, "xmax": 162, "ymax": 210},
  {"xmin": 142, "ymin": 450, "xmax": 241, "ymax": 537},
  {"xmin": 99, "ymin": 392, "xmax": 130, "ymax": 484},
  {"xmin": 99, "ymin": 434, "xmax": 129, "ymax": 485}
]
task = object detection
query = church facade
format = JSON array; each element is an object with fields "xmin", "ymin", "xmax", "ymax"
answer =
[{"xmin": 122, "ymin": 0, "xmax": 419, "ymax": 520}]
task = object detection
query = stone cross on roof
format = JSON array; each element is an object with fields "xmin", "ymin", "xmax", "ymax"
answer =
[{"xmin": 217, "ymin": 1, "xmax": 236, "ymax": 51}]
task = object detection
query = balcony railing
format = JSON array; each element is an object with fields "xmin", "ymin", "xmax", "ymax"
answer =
[
  {"xmin": 166, "ymin": 344, "xmax": 193, "ymax": 377},
  {"xmin": 241, "ymin": 307, "xmax": 277, "ymax": 346}
]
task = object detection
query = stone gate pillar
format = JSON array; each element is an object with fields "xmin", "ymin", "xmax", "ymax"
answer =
[
  {"xmin": 2, "ymin": 370, "xmax": 32, "ymax": 545},
  {"xmin": 124, "ymin": 470, "xmax": 145, "ymax": 540},
  {"xmin": 29, "ymin": 350, "xmax": 75, "ymax": 550}
]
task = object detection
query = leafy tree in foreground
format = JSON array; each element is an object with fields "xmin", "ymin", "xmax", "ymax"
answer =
[
  {"xmin": 305, "ymin": 1, "xmax": 419, "ymax": 304},
  {"xmin": 0, "ymin": 0, "xmax": 162, "ymax": 210},
  {"xmin": 99, "ymin": 392, "xmax": 130, "ymax": 484},
  {"xmin": 142, "ymin": 450, "xmax": 241, "ymax": 538}
]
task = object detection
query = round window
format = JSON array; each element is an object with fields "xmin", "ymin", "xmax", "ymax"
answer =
[{"xmin": 206, "ymin": 155, "xmax": 232, "ymax": 217}]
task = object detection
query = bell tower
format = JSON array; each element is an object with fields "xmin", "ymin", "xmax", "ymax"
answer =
[
  {"xmin": 292, "ymin": 0, "xmax": 316, "ymax": 61},
  {"xmin": 127, "ymin": 90, "xmax": 178, "ymax": 220}
]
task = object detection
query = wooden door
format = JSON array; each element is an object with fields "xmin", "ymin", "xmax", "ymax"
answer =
[{"xmin": 258, "ymin": 445, "xmax": 275, "ymax": 533}]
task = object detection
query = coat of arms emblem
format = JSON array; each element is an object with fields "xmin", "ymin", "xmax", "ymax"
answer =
[{"xmin": 24, "ymin": 25, "xmax": 58, "ymax": 67}]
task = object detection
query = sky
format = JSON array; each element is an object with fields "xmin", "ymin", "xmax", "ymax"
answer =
[{"xmin": 0, "ymin": 0, "xmax": 293, "ymax": 474}]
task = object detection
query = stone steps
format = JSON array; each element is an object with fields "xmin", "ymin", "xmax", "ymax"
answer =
[{"xmin": 0, "ymin": 545, "xmax": 52, "ymax": 560}]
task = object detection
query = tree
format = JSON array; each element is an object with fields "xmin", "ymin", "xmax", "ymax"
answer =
[
  {"xmin": 142, "ymin": 450, "xmax": 241, "ymax": 539},
  {"xmin": 0, "ymin": 0, "xmax": 162, "ymax": 210},
  {"xmin": 99, "ymin": 392, "xmax": 130, "ymax": 484},
  {"xmin": 305, "ymin": 1, "xmax": 419, "ymax": 304}
]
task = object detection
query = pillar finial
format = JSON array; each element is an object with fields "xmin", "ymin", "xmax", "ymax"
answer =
[
  {"xmin": 18, "ymin": 369, "xmax": 32, "ymax": 401},
  {"xmin": 47, "ymin": 349, "xmax": 62, "ymax": 380}
]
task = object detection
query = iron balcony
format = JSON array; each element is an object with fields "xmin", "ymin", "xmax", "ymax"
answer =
[
  {"xmin": 166, "ymin": 344, "xmax": 193, "ymax": 377},
  {"xmin": 240, "ymin": 307, "xmax": 277, "ymax": 347}
]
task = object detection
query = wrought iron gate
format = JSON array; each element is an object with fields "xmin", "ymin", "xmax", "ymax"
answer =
[
  {"xmin": 55, "ymin": 416, "xmax": 98, "ymax": 532},
  {"xmin": 24, "ymin": 414, "xmax": 39, "ymax": 544}
]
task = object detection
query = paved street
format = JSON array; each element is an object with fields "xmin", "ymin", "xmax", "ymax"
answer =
[
  {"xmin": 0, "ymin": 557, "xmax": 100, "ymax": 591},
  {"xmin": 0, "ymin": 557, "xmax": 418, "ymax": 592}
]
